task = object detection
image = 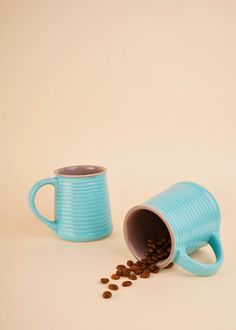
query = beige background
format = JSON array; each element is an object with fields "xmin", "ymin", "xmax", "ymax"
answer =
[{"xmin": 1, "ymin": 0, "xmax": 236, "ymax": 329}]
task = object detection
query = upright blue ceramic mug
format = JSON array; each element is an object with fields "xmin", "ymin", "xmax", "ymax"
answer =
[
  {"xmin": 124, "ymin": 182, "xmax": 224, "ymax": 276},
  {"xmin": 29, "ymin": 165, "xmax": 113, "ymax": 241}
]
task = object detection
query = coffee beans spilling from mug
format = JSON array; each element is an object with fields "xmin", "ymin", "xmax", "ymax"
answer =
[{"xmin": 100, "ymin": 236, "xmax": 174, "ymax": 299}]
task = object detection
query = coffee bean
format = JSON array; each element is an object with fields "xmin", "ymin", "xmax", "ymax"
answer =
[
  {"xmin": 122, "ymin": 268, "xmax": 131, "ymax": 276},
  {"xmin": 147, "ymin": 239, "xmax": 154, "ymax": 244},
  {"xmin": 147, "ymin": 248, "xmax": 155, "ymax": 253},
  {"xmin": 151, "ymin": 255, "xmax": 158, "ymax": 261},
  {"xmin": 122, "ymin": 281, "xmax": 132, "ymax": 287},
  {"xmin": 116, "ymin": 264, "xmax": 126, "ymax": 270},
  {"xmin": 151, "ymin": 256, "xmax": 159, "ymax": 262},
  {"xmin": 100, "ymin": 278, "xmax": 109, "ymax": 284},
  {"xmin": 108, "ymin": 284, "xmax": 119, "ymax": 290},
  {"xmin": 164, "ymin": 262, "xmax": 174, "ymax": 269},
  {"xmin": 135, "ymin": 260, "xmax": 143, "ymax": 266},
  {"xmin": 143, "ymin": 268, "xmax": 150, "ymax": 273},
  {"xmin": 127, "ymin": 260, "xmax": 133, "ymax": 266},
  {"xmin": 128, "ymin": 274, "xmax": 137, "ymax": 280},
  {"xmin": 116, "ymin": 270, "xmax": 122, "ymax": 276},
  {"xmin": 140, "ymin": 272, "xmax": 150, "ymax": 278},
  {"xmin": 103, "ymin": 291, "xmax": 112, "ymax": 298},
  {"xmin": 134, "ymin": 269, "xmax": 143, "ymax": 275},
  {"xmin": 111, "ymin": 274, "xmax": 120, "ymax": 280},
  {"xmin": 152, "ymin": 268, "xmax": 160, "ymax": 273},
  {"xmin": 149, "ymin": 264, "xmax": 159, "ymax": 273},
  {"xmin": 130, "ymin": 265, "xmax": 139, "ymax": 271}
]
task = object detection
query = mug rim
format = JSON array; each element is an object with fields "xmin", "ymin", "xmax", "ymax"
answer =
[{"xmin": 55, "ymin": 165, "xmax": 107, "ymax": 178}]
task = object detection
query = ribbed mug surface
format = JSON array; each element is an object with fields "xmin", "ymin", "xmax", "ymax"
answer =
[
  {"xmin": 29, "ymin": 165, "xmax": 113, "ymax": 241},
  {"xmin": 145, "ymin": 182, "xmax": 220, "ymax": 255},
  {"xmin": 56, "ymin": 174, "xmax": 112, "ymax": 241}
]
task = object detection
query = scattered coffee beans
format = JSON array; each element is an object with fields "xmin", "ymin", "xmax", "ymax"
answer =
[
  {"xmin": 103, "ymin": 291, "xmax": 112, "ymax": 299},
  {"xmin": 100, "ymin": 235, "xmax": 174, "ymax": 298},
  {"xmin": 108, "ymin": 284, "xmax": 119, "ymax": 291},
  {"xmin": 100, "ymin": 278, "xmax": 109, "ymax": 284}
]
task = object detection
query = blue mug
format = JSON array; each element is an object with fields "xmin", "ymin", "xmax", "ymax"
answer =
[
  {"xmin": 124, "ymin": 182, "xmax": 224, "ymax": 276},
  {"xmin": 29, "ymin": 165, "xmax": 113, "ymax": 241}
]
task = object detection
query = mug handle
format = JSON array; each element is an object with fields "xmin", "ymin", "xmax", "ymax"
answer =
[
  {"xmin": 28, "ymin": 177, "xmax": 58, "ymax": 232},
  {"xmin": 175, "ymin": 232, "xmax": 224, "ymax": 276}
]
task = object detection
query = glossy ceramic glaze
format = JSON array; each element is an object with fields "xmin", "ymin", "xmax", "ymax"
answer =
[
  {"xmin": 29, "ymin": 165, "xmax": 113, "ymax": 241},
  {"xmin": 124, "ymin": 182, "xmax": 224, "ymax": 276}
]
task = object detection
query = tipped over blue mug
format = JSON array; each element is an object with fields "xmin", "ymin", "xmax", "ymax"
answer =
[
  {"xmin": 29, "ymin": 165, "xmax": 113, "ymax": 241},
  {"xmin": 124, "ymin": 182, "xmax": 224, "ymax": 276}
]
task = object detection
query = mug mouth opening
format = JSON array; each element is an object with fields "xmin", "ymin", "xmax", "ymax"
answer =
[
  {"xmin": 123, "ymin": 205, "xmax": 175, "ymax": 268},
  {"xmin": 55, "ymin": 165, "xmax": 106, "ymax": 177}
]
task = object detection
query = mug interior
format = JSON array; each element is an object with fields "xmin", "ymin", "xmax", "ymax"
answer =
[
  {"xmin": 124, "ymin": 206, "xmax": 175, "ymax": 267},
  {"xmin": 55, "ymin": 165, "xmax": 106, "ymax": 177}
]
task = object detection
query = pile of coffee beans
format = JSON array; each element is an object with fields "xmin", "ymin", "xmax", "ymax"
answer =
[{"xmin": 100, "ymin": 235, "xmax": 174, "ymax": 299}]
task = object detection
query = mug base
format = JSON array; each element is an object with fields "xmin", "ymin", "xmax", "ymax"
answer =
[{"xmin": 57, "ymin": 226, "xmax": 113, "ymax": 242}]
